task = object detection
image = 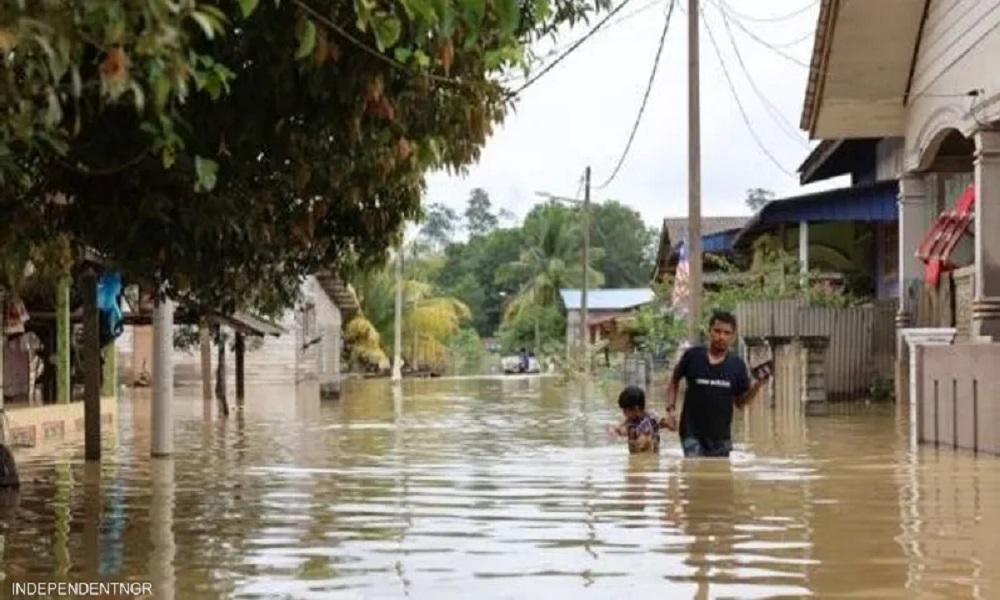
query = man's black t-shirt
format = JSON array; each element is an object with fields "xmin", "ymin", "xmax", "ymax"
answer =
[{"xmin": 672, "ymin": 345, "xmax": 750, "ymax": 444}]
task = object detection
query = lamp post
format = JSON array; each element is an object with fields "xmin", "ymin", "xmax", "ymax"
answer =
[{"xmin": 535, "ymin": 168, "xmax": 592, "ymax": 376}]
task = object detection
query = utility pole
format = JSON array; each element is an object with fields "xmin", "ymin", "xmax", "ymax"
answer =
[
  {"xmin": 581, "ymin": 166, "xmax": 591, "ymax": 376},
  {"xmin": 391, "ymin": 244, "xmax": 403, "ymax": 384},
  {"xmin": 687, "ymin": 0, "xmax": 703, "ymax": 344}
]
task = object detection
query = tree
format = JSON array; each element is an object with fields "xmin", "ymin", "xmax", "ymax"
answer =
[
  {"xmin": 745, "ymin": 188, "xmax": 776, "ymax": 212},
  {"xmin": 465, "ymin": 188, "xmax": 499, "ymax": 237},
  {"xmin": 419, "ymin": 202, "xmax": 459, "ymax": 249},
  {"xmin": 589, "ymin": 200, "xmax": 656, "ymax": 288},
  {"xmin": 501, "ymin": 202, "xmax": 605, "ymax": 351},
  {"xmin": 0, "ymin": 1, "xmax": 228, "ymax": 188},
  {"xmin": 6, "ymin": 0, "xmax": 608, "ymax": 314}
]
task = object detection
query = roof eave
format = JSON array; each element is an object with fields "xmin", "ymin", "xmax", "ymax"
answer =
[{"xmin": 800, "ymin": 0, "xmax": 838, "ymax": 137}]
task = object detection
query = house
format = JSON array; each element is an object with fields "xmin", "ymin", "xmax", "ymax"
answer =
[
  {"xmin": 801, "ymin": 0, "xmax": 1000, "ymax": 451},
  {"xmin": 732, "ymin": 138, "xmax": 900, "ymax": 300},
  {"xmin": 560, "ymin": 288, "xmax": 655, "ymax": 352},
  {"xmin": 652, "ymin": 217, "xmax": 750, "ymax": 283},
  {"xmin": 117, "ymin": 272, "xmax": 358, "ymax": 399}
]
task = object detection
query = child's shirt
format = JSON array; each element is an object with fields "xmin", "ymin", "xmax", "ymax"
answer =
[{"xmin": 626, "ymin": 411, "xmax": 661, "ymax": 453}]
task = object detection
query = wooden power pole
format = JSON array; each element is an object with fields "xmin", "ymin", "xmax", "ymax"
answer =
[{"xmin": 687, "ymin": 0, "xmax": 703, "ymax": 343}]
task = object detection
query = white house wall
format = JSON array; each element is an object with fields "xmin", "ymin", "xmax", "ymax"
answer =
[
  {"xmin": 876, "ymin": 137, "xmax": 905, "ymax": 181},
  {"xmin": 115, "ymin": 275, "xmax": 342, "ymax": 390},
  {"xmin": 905, "ymin": 0, "xmax": 1000, "ymax": 170}
]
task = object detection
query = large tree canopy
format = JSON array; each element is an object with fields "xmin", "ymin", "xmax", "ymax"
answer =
[{"xmin": 4, "ymin": 0, "xmax": 607, "ymax": 313}]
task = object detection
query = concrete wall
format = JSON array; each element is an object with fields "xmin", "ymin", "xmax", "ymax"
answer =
[
  {"xmin": 876, "ymin": 137, "xmax": 904, "ymax": 180},
  {"xmin": 904, "ymin": 0, "xmax": 1000, "ymax": 170},
  {"xmin": 4, "ymin": 396, "xmax": 118, "ymax": 455},
  {"xmin": 918, "ymin": 343, "xmax": 1000, "ymax": 454}
]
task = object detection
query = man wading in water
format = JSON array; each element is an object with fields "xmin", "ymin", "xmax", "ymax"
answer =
[{"xmin": 664, "ymin": 311, "xmax": 770, "ymax": 458}]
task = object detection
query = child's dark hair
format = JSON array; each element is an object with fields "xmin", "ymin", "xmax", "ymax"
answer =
[{"xmin": 618, "ymin": 385, "xmax": 646, "ymax": 410}]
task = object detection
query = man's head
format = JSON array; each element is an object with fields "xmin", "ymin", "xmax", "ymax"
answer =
[
  {"xmin": 618, "ymin": 385, "xmax": 646, "ymax": 420},
  {"xmin": 708, "ymin": 311, "xmax": 737, "ymax": 354}
]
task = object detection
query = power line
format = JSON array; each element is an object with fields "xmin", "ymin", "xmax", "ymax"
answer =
[
  {"xmin": 713, "ymin": 4, "xmax": 809, "ymax": 148},
  {"xmin": 537, "ymin": 0, "xmax": 665, "ymax": 62},
  {"xmin": 508, "ymin": 0, "xmax": 638, "ymax": 98},
  {"xmin": 709, "ymin": 0, "xmax": 810, "ymax": 67},
  {"xmin": 723, "ymin": 0, "xmax": 818, "ymax": 23},
  {"xmin": 593, "ymin": 0, "xmax": 677, "ymax": 190},
  {"xmin": 700, "ymin": 6, "xmax": 795, "ymax": 177}
]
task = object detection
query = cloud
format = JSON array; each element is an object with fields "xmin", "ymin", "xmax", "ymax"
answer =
[{"xmin": 424, "ymin": 0, "xmax": 848, "ymax": 229}]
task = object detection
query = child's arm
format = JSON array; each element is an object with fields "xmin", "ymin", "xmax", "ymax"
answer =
[{"xmin": 607, "ymin": 419, "xmax": 627, "ymax": 437}]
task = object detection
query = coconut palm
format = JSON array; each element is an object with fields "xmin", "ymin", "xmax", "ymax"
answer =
[{"xmin": 502, "ymin": 203, "xmax": 605, "ymax": 351}]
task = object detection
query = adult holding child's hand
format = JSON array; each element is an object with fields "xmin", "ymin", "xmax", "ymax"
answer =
[{"xmin": 665, "ymin": 311, "xmax": 769, "ymax": 458}]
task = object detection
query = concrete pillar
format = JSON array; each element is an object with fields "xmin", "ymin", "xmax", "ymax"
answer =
[
  {"xmin": 101, "ymin": 346, "xmax": 117, "ymax": 398},
  {"xmin": 56, "ymin": 275, "xmax": 71, "ymax": 404},
  {"xmin": 199, "ymin": 317, "xmax": 212, "ymax": 406},
  {"xmin": 82, "ymin": 270, "xmax": 101, "ymax": 461},
  {"xmin": 800, "ymin": 337, "xmax": 830, "ymax": 416},
  {"xmin": 972, "ymin": 129, "xmax": 1000, "ymax": 339},
  {"xmin": 798, "ymin": 220, "xmax": 809, "ymax": 283},
  {"xmin": 149, "ymin": 458, "xmax": 175, "ymax": 600},
  {"xmin": 151, "ymin": 299, "xmax": 174, "ymax": 457},
  {"xmin": 895, "ymin": 174, "xmax": 930, "ymax": 402}
]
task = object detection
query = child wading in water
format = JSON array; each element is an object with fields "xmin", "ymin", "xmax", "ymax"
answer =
[{"xmin": 609, "ymin": 385, "xmax": 673, "ymax": 454}]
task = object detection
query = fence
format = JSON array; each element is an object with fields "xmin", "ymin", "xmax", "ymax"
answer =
[
  {"xmin": 918, "ymin": 343, "xmax": 1000, "ymax": 454},
  {"xmin": 734, "ymin": 298, "xmax": 898, "ymax": 398}
]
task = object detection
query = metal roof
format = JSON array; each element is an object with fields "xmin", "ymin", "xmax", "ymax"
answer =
[
  {"xmin": 733, "ymin": 179, "xmax": 899, "ymax": 250},
  {"xmin": 559, "ymin": 288, "xmax": 655, "ymax": 311}
]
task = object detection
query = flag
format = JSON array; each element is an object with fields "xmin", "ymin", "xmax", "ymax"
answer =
[{"xmin": 671, "ymin": 232, "xmax": 690, "ymax": 316}]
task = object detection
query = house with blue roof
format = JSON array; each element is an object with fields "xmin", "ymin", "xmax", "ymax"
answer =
[
  {"xmin": 559, "ymin": 287, "xmax": 655, "ymax": 352},
  {"xmin": 653, "ymin": 216, "xmax": 750, "ymax": 284},
  {"xmin": 732, "ymin": 138, "xmax": 900, "ymax": 300}
]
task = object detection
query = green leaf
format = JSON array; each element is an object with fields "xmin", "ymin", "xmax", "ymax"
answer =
[
  {"xmin": 191, "ymin": 11, "xmax": 217, "ymax": 39},
  {"xmin": 239, "ymin": 0, "xmax": 260, "ymax": 18},
  {"xmin": 295, "ymin": 18, "xmax": 317, "ymax": 59},
  {"xmin": 393, "ymin": 47, "xmax": 413, "ymax": 63},
  {"xmin": 371, "ymin": 13, "xmax": 402, "ymax": 51},
  {"xmin": 495, "ymin": 0, "xmax": 521, "ymax": 35},
  {"xmin": 413, "ymin": 49, "xmax": 431, "ymax": 67},
  {"xmin": 401, "ymin": 0, "xmax": 437, "ymax": 23},
  {"xmin": 194, "ymin": 156, "xmax": 219, "ymax": 192},
  {"xmin": 462, "ymin": 0, "xmax": 487, "ymax": 29}
]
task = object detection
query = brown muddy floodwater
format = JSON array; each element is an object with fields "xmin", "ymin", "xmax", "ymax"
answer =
[{"xmin": 1, "ymin": 376, "xmax": 999, "ymax": 599}]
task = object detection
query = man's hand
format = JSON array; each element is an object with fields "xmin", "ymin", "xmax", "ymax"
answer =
[{"xmin": 660, "ymin": 413, "xmax": 678, "ymax": 432}]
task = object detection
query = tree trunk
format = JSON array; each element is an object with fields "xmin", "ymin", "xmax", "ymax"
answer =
[{"xmin": 215, "ymin": 330, "xmax": 229, "ymax": 418}]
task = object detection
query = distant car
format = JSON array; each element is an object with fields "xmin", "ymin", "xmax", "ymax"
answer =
[{"xmin": 501, "ymin": 355, "xmax": 540, "ymax": 374}]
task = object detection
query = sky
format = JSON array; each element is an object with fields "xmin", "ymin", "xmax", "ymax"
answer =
[{"xmin": 421, "ymin": 0, "xmax": 846, "ymax": 232}]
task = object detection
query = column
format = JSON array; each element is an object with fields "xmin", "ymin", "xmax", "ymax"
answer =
[
  {"xmin": 896, "ymin": 173, "xmax": 930, "ymax": 333},
  {"xmin": 56, "ymin": 275, "xmax": 71, "ymax": 404},
  {"xmin": 895, "ymin": 174, "xmax": 930, "ymax": 404},
  {"xmin": 972, "ymin": 129, "xmax": 1000, "ymax": 339},
  {"xmin": 799, "ymin": 220, "xmax": 809, "ymax": 287},
  {"xmin": 151, "ymin": 299, "xmax": 174, "ymax": 457},
  {"xmin": 82, "ymin": 270, "xmax": 101, "ymax": 461}
]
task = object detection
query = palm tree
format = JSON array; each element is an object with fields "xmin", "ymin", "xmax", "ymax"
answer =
[
  {"xmin": 350, "ymin": 249, "xmax": 471, "ymax": 373},
  {"xmin": 503, "ymin": 204, "xmax": 605, "ymax": 351}
]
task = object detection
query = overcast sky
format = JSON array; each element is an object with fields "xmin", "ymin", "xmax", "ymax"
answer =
[{"xmin": 422, "ymin": 0, "xmax": 844, "ymax": 231}]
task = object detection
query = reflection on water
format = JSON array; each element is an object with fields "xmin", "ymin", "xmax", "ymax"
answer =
[{"xmin": 1, "ymin": 377, "xmax": 999, "ymax": 599}]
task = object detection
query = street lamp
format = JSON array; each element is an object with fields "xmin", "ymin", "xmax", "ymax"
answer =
[{"xmin": 534, "ymin": 166, "xmax": 592, "ymax": 376}]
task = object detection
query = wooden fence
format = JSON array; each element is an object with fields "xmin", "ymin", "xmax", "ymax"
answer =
[{"xmin": 734, "ymin": 298, "xmax": 897, "ymax": 398}]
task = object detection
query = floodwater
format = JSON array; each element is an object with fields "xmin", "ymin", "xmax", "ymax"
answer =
[{"xmin": 2, "ymin": 376, "xmax": 999, "ymax": 599}]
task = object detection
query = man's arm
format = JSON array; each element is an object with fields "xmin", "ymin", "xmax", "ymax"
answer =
[
  {"xmin": 734, "ymin": 361, "xmax": 769, "ymax": 409},
  {"xmin": 665, "ymin": 347, "xmax": 691, "ymax": 413},
  {"xmin": 734, "ymin": 379, "xmax": 765, "ymax": 409}
]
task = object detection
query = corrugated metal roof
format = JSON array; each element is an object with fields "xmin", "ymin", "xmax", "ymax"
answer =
[
  {"xmin": 733, "ymin": 179, "xmax": 899, "ymax": 249},
  {"xmin": 661, "ymin": 216, "xmax": 750, "ymax": 250},
  {"xmin": 559, "ymin": 288, "xmax": 655, "ymax": 311}
]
